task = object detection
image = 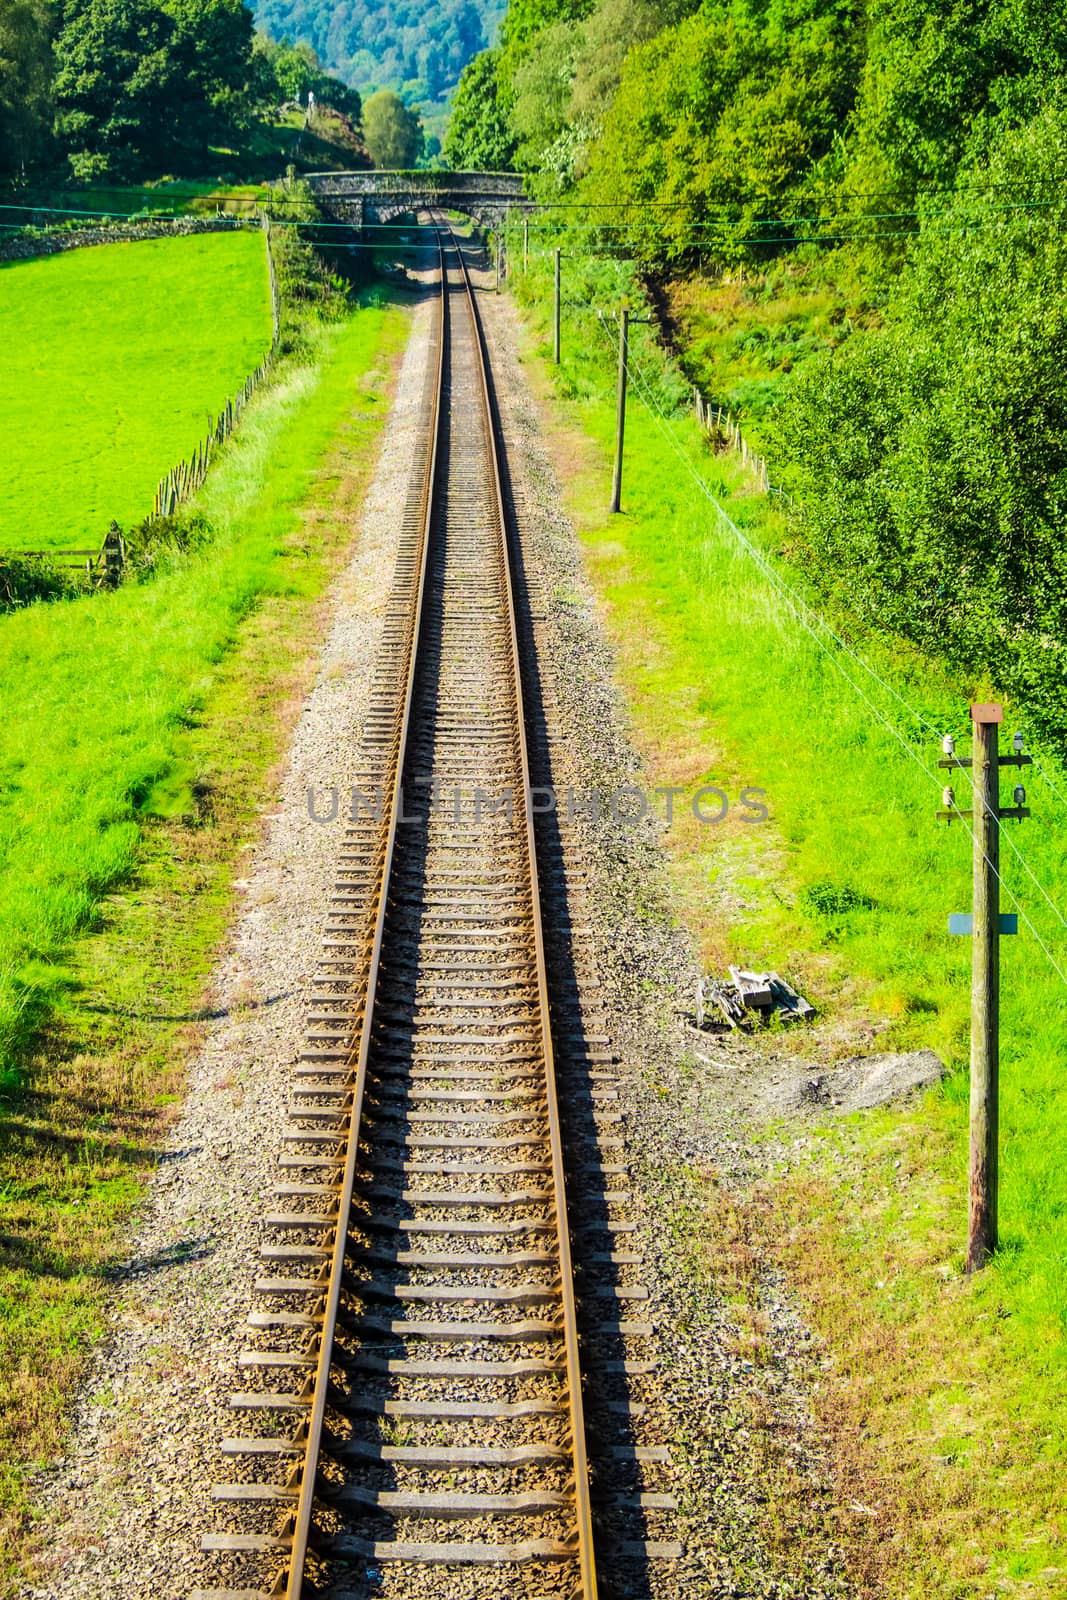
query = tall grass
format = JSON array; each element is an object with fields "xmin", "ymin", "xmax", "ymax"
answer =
[{"xmin": 0, "ymin": 231, "xmax": 272, "ymax": 549}]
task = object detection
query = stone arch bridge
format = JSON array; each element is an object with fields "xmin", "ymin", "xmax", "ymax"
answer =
[{"xmin": 304, "ymin": 171, "xmax": 535, "ymax": 230}]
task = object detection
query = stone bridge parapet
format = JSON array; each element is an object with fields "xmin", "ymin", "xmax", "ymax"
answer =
[{"xmin": 305, "ymin": 170, "xmax": 535, "ymax": 229}]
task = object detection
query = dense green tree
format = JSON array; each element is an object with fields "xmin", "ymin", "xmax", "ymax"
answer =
[
  {"xmin": 776, "ymin": 98, "xmax": 1067, "ymax": 734},
  {"xmin": 252, "ymin": 32, "xmax": 362, "ymax": 116},
  {"xmin": 0, "ymin": 0, "xmax": 54, "ymax": 177},
  {"xmin": 583, "ymin": 0, "xmax": 864, "ymax": 261},
  {"xmin": 362, "ymin": 87, "xmax": 423, "ymax": 167},
  {"xmin": 166, "ymin": 0, "xmax": 258, "ymax": 137},
  {"xmin": 52, "ymin": 0, "xmax": 185, "ymax": 177},
  {"xmin": 443, "ymin": 49, "xmax": 516, "ymax": 169}
]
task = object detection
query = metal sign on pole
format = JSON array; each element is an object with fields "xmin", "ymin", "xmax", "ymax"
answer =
[{"xmin": 938, "ymin": 703, "xmax": 1031, "ymax": 1272}]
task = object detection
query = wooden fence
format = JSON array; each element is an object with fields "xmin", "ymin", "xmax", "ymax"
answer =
[
  {"xmin": 1, "ymin": 523, "xmax": 125, "ymax": 593},
  {"xmin": 693, "ymin": 388, "xmax": 772, "ymax": 493},
  {"xmin": 152, "ymin": 216, "xmax": 282, "ymax": 520}
]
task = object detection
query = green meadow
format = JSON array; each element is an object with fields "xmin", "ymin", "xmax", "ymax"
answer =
[
  {"xmin": 0, "ymin": 232, "xmax": 272, "ymax": 550},
  {"xmin": 508, "ymin": 235, "xmax": 1067, "ymax": 1597}
]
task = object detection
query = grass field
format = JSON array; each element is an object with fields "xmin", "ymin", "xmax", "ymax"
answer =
[
  {"xmin": 0, "ymin": 231, "xmax": 272, "ymax": 551},
  {"xmin": 0, "ymin": 290, "xmax": 411, "ymax": 1587},
  {"xmin": 509, "ymin": 242, "xmax": 1067, "ymax": 1596}
]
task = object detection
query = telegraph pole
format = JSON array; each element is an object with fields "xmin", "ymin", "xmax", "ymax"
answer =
[
  {"xmin": 939, "ymin": 703, "xmax": 1030, "ymax": 1271},
  {"xmin": 611, "ymin": 306, "xmax": 630, "ymax": 515},
  {"xmin": 523, "ymin": 216, "xmax": 529, "ymax": 274},
  {"xmin": 608, "ymin": 305, "xmax": 651, "ymax": 515},
  {"xmin": 553, "ymin": 248, "xmax": 561, "ymax": 365}
]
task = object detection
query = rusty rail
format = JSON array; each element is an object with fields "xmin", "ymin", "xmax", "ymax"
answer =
[{"xmin": 196, "ymin": 224, "xmax": 600, "ymax": 1600}]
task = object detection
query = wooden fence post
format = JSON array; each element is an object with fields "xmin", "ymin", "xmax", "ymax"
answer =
[{"xmin": 103, "ymin": 522, "xmax": 124, "ymax": 588}]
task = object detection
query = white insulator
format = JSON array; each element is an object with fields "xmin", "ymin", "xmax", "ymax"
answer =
[
  {"xmin": 942, "ymin": 785, "xmax": 955, "ymax": 809},
  {"xmin": 1014, "ymin": 785, "xmax": 1026, "ymax": 806},
  {"xmin": 1013, "ymin": 730, "xmax": 1024, "ymax": 755},
  {"xmin": 942, "ymin": 734, "xmax": 955, "ymax": 756}
]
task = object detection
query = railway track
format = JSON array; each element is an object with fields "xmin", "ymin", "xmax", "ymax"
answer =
[{"xmin": 196, "ymin": 225, "xmax": 676, "ymax": 1600}]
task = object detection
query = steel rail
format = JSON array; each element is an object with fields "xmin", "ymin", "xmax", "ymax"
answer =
[
  {"xmin": 280, "ymin": 230, "xmax": 448, "ymax": 1599},
  {"xmin": 444, "ymin": 216, "xmax": 599, "ymax": 1599},
  {"xmin": 198, "ymin": 224, "xmax": 601, "ymax": 1600}
]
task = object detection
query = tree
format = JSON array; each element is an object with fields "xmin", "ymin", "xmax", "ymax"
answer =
[
  {"xmin": 443, "ymin": 48, "xmax": 516, "ymax": 170},
  {"xmin": 52, "ymin": 0, "xmax": 184, "ymax": 178},
  {"xmin": 165, "ymin": 0, "xmax": 257, "ymax": 139},
  {"xmin": 252, "ymin": 32, "xmax": 362, "ymax": 117},
  {"xmin": 363, "ymin": 87, "xmax": 423, "ymax": 167},
  {"xmin": 0, "ymin": 0, "xmax": 54, "ymax": 178}
]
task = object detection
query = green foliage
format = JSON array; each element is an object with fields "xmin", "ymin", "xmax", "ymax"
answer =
[
  {"xmin": 443, "ymin": 48, "xmax": 515, "ymax": 170},
  {"xmin": 252, "ymin": 0, "xmax": 505, "ymax": 101},
  {"xmin": 50, "ymin": 0, "xmax": 280, "ymax": 179},
  {"xmin": 0, "ymin": 232, "xmax": 272, "ymax": 548},
  {"xmin": 776, "ymin": 98, "xmax": 1067, "ymax": 747},
  {"xmin": 362, "ymin": 87, "xmax": 423, "ymax": 168},
  {"xmin": 250, "ymin": 32, "xmax": 361, "ymax": 118},
  {"xmin": 841, "ymin": 0, "xmax": 1067, "ymax": 202},
  {"xmin": 267, "ymin": 170, "xmax": 349, "ymax": 321},
  {"xmin": 0, "ymin": 0, "xmax": 362, "ymax": 182},
  {"xmin": 584, "ymin": 0, "xmax": 864, "ymax": 262},
  {"xmin": 0, "ymin": 554, "xmax": 78, "ymax": 609},
  {"xmin": 0, "ymin": 0, "xmax": 54, "ymax": 179}
]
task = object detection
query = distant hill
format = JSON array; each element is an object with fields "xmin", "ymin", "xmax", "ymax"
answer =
[{"xmin": 253, "ymin": 0, "xmax": 507, "ymax": 102}]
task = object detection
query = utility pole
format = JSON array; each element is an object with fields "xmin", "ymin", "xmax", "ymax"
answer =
[
  {"xmin": 553, "ymin": 248, "xmax": 561, "ymax": 365},
  {"xmin": 939, "ymin": 703, "xmax": 1030, "ymax": 1272},
  {"xmin": 611, "ymin": 306, "xmax": 630, "ymax": 515},
  {"xmin": 608, "ymin": 306, "xmax": 651, "ymax": 515},
  {"xmin": 523, "ymin": 216, "xmax": 529, "ymax": 273}
]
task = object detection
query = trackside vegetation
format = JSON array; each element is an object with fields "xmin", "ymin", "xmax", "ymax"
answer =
[
  {"xmin": 507, "ymin": 243, "xmax": 1067, "ymax": 1597},
  {"xmin": 0, "ymin": 288, "xmax": 411, "ymax": 1585},
  {"xmin": 452, "ymin": 0, "xmax": 1067, "ymax": 754},
  {"xmin": 0, "ymin": 231, "xmax": 272, "ymax": 549}
]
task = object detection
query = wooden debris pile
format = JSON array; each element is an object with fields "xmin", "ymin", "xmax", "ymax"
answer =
[{"xmin": 696, "ymin": 967, "xmax": 815, "ymax": 1030}]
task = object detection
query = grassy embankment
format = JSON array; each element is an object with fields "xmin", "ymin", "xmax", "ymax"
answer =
[
  {"xmin": 0, "ymin": 232, "xmax": 272, "ymax": 550},
  {"xmin": 505, "ymin": 236, "xmax": 1067, "ymax": 1598},
  {"xmin": 0, "ymin": 251, "xmax": 411, "ymax": 1586}
]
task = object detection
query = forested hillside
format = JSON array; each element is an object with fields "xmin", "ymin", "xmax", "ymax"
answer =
[
  {"xmin": 0, "ymin": 0, "xmax": 361, "ymax": 182},
  {"xmin": 252, "ymin": 0, "xmax": 506, "ymax": 101},
  {"xmin": 450, "ymin": 0, "xmax": 1067, "ymax": 744}
]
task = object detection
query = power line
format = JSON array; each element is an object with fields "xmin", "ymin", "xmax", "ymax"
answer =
[{"xmin": 523, "ymin": 194, "xmax": 1067, "ymax": 234}]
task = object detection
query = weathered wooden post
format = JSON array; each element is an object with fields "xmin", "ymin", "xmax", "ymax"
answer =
[
  {"xmin": 611, "ymin": 306, "xmax": 630, "ymax": 516},
  {"xmin": 968, "ymin": 705, "xmax": 1001, "ymax": 1270},
  {"xmin": 104, "ymin": 522, "xmax": 124, "ymax": 588},
  {"xmin": 939, "ymin": 706, "xmax": 1032, "ymax": 1271},
  {"xmin": 553, "ymin": 248, "xmax": 562, "ymax": 365}
]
